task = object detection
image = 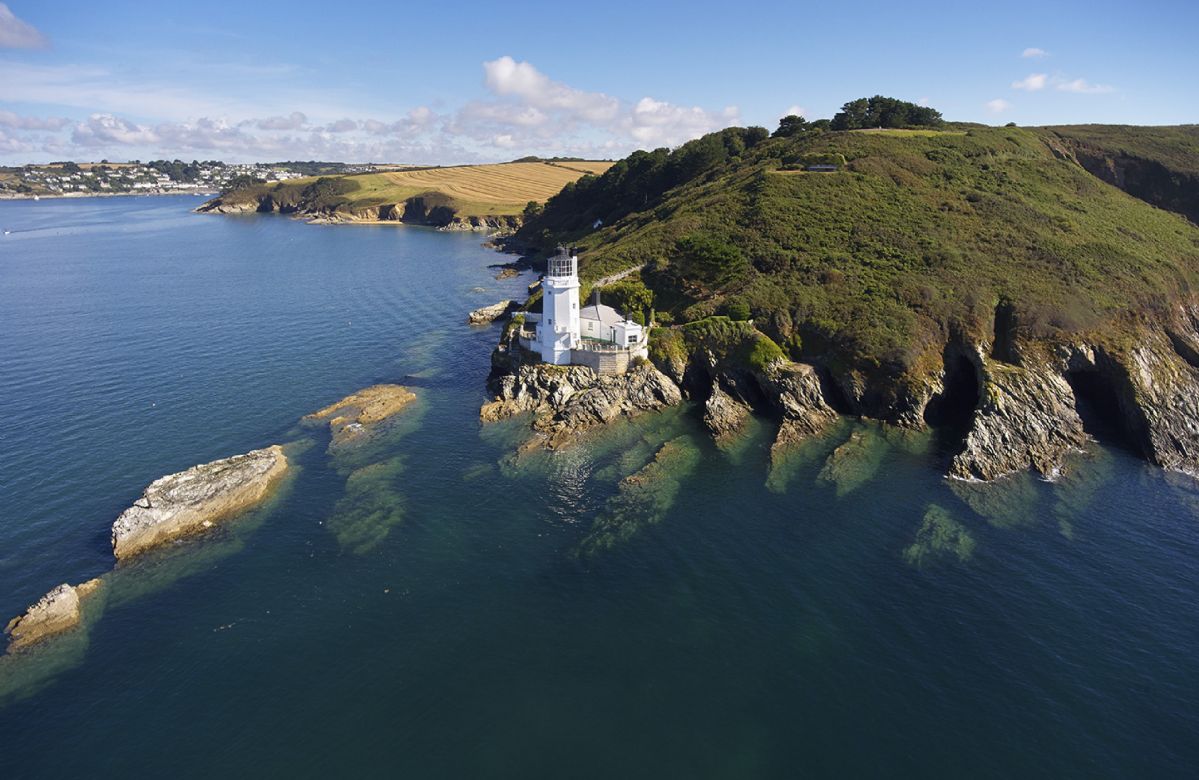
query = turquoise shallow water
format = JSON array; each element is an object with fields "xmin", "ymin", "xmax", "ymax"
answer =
[{"xmin": 1, "ymin": 196, "xmax": 1198, "ymax": 777}]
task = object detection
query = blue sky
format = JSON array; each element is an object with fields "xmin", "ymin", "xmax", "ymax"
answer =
[{"xmin": 0, "ymin": 0, "xmax": 1195, "ymax": 163}]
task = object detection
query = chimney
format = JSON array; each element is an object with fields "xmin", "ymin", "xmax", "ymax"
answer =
[{"xmin": 592, "ymin": 288, "xmax": 601, "ymax": 306}]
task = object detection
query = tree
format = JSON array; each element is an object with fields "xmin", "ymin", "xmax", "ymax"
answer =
[
  {"xmin": 773, "ymin": 114, "xmax": 809, "ymax": 138},
  {"xmin": 673, "ymin": 234, "xmax": 751, "ymax": 291},
  {"xmin": 831, "ymin": 96, "xmax": 943, "ymax": 130},
  {"xmin": 602, "ymin": 279, "xmax": 654, "ymax": 319},
  {"xmin": 744, "ymin": 126, "xmax": 770, "ymax": 146}
]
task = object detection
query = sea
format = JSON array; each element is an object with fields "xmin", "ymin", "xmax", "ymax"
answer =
[{"xmin": 1, "ymin": 195, "xmax": 1197, "ymax": 778}]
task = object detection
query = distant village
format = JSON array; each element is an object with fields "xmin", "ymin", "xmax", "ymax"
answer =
[{"xmin": 0, "ymin": 160, "xmax": 377, "ymax": 199}]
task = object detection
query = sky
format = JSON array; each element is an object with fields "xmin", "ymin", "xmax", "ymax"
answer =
[{"xmin": 0, "ymin": 0, "xmax": 1195, "ymax": 164}]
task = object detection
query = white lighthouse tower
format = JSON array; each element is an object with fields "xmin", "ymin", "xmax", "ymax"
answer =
[{"xmin": 539, "ymin": 246, "xmax": 581, "ymax": 364}]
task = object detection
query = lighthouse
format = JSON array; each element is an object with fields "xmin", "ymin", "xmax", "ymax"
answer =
[
  {"xmin": 516, "ymin": 246, "xmax": 650, "ymax": 374},
  {"xmin": 539, "ymin": 246, "xmax": 581, "ymax": 364}
]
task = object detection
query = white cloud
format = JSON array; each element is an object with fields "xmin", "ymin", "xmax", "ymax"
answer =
[
  {"xmin": 0, "ymin": 55, "xmax": 738, "ymax": 163},
  {"xmin": 71, "ymin": 114, "xmax": 159, "ymax": 147},
  {"xmin": 324, "ymin": 118, "xmax": 358, "ymax": 133},
  {"xmin": 623, "ymin": 98, "xmax": 738, "ymax": 147},
  {"xmin": 0, "ymin": 3, "xmax": 46, "ymax": 49},
  {"xmin": 483, "ymin": 56, "xmax": 620, "ymax": 123},
  {"xmin": 256, "ymin": 112, "xmax": 307, "ymax": 130},
  {"xmin": 985, "ymin": 98, "xmax": 1012, "ymax": 114},
  {"xmin": 0, "ymin": 110, "xmax": 69, "ymax": 130},
  {"xmin": 446, "ymin": 56, "xmax": 738, "ymax": 153},
  {"xmin": 783, "ymin": 105, "xmax": 805, "ymax": 118},
  {"xmin": 1012, "ymin": 73, "xmax": 1048, "ymax": 91},
  {"xmin": 1021, "ymin": 47, "xmax": 1048, "ymax": 58},
  {"xmin": 1057, "ymin": 78, "xmax": 1114, "ymax": 94},
  {"xmin": 0, "ymin": 127, "xmax": 36, "ymax": 153}
]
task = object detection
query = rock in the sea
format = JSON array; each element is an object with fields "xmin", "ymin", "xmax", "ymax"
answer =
[
  {"xmin": 303, "ymin": 384, "xmax": 417, "ymax": 452},
  {"xmin": 703, "ymin": 385, "xmax": 751, "ymax": 441},
  {"xmin": 467, "ymin": 300, "xmax": 514, "ymax": 325},
  {"xmin": 757, "ymin": 362, "xmax": 839, "ymax": 456},
  {"xmin": 111, "ymin": 446, "xmax": 289, "ymax": 560},
  {"xmin": 951, "ymin": 352, "xmax": 1087, "ymax": 481},
  {"xmin": 5, "ymin": 579, "xmax": 102, "ymax": 652},
  {"xmin": 481, "ymin": 363, "xmax": 683, "ymax": 447}
]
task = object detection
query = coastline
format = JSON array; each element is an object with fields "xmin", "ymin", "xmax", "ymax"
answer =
[{"xmin": 0, "ymin": 190, "xmax": 218, "ymax": 202}]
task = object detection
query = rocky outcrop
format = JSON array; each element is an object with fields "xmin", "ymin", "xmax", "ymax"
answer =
[
  {"xmin": 481, "ymin": 363, "xmax": 683, "ymax": 447},
  {"xmin": 111, "ymin": 446, "xmax": 289, "ymax": 560},
  {"xmin": 303, "ymin": 384, "xmax": 417, "ymax": 453},
  {"xmin": 468, "ymin": 300, "xmax": 515, "ymax": 325},
  {"xmin": 1085, "ymin": 325, "xmax": 1199, "ymax": 475},
  {"xmin": 5, "ymin": 579, "xmax": 103, "ymax": 652},
  {"xmin": 950, "ymin": 350, "xmax": 1087, "ymax": 481},
  {"xmin": 703, "ymin": 385, "xmax": 751, "ymax": 441},
  {"xmin": 756, "ymin": 362, "xmax": 840, "ymax": 456}
]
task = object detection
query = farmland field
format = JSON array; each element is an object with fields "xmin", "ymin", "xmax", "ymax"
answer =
[{"xmin": 342, "ymin": 161, "xmax": 615, "ymax": 215}]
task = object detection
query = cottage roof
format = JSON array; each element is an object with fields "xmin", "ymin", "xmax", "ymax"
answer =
[{"xmin": 580, "ymin": 302, "xmax": 624, "ymax": 327}]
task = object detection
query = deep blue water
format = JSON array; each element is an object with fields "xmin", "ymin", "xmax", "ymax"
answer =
[{"xmin": 1, "ymin": 196, "xmax": 1198, "ymax": 778}]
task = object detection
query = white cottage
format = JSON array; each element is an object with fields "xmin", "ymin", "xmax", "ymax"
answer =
[{"xmin": 518, "ymin": 247, "xmax": 649, "ymax": 374}]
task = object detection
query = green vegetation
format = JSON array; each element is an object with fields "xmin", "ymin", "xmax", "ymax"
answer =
[
  {"xmin": 515, "ymin": 110, "xmax": 1199, "ymax": 405},
  {"xmin": 831, "ymin": 96, "xmax": 944, "ymax": 131}
]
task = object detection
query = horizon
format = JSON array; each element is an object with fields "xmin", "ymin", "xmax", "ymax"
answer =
[{"xmin": 1, "ymin": 0, "xmax": 1197, "ymax": 165}]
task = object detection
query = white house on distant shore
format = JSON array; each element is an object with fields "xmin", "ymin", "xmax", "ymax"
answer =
[{"xmin": 518, "ymin": 247, "xmax": 648, "ymax": 374}]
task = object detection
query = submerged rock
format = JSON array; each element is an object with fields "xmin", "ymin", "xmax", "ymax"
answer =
[
  {"xmin": 817, "ymin": 426, "xmax": 886, "ymax": 497},
  {"xmin": 903, "ymin": 505, "xmax": 977, "ymax": 568},
  {"xmin": 304, "ymin": 384, "xmax": 417, "ymax": 453},
  {"xmin": 5, "ymin": 579, "xmax": 103, "ymax": 652},
  {"xmin": 577, "ymin": 435, "xmax": 702, "ymax": 556},
  {"xmin": 481, "ymin": 363, "xmax": 683, "ymax": 448},
  {"xmin": 111, "ymin": 446, "xmax": 289, "ymax": 560},
  {"xmin": 328, "ymin": 457, "xmax": 406, "ymax": 554},
  {"xmin": 951, "ymin": 353, "xmax": 1087, "ymax": 481},
  {"xmin": 467, "ymin": 300, "xmax": 515, "ymax": 325}
]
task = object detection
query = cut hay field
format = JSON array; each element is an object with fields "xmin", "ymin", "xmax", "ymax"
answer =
[{"xmin": 343, "ymin": 161, "xmax": 615, "ymax": 215}]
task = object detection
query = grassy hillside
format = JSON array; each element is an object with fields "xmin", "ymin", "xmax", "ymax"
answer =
[
  {"xmin": 208, "ymin": 160, "xmax": 614, "ymax": 220},
  {"xmin": 513, "ymin": 123, "xmax": 1199, "ymax": 403}
]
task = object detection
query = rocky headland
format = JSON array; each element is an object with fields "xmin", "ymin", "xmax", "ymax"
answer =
[
  {"xmin": 496, "ymin": 118, "xmax": 1199, "ymax": 483},
  {"xmin": 111, "ymin": 445, "xmax": 290, "ymax": 560}
]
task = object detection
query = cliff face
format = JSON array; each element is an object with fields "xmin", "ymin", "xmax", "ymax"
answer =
[
  {"xmin": 198, "ymin": 190, "xmax": 521, "ymax": 231},
  {"xmin": 1047, "ymin": 126, "xmax": 1199, "ymax": 225}
]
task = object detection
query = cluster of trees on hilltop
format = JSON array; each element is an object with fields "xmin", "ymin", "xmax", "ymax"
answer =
[
  {"xmin": 520, "ymin": 126, "xmax": 771, "ymax": 239},
  {"xmin": 830, "ymin": 96, "xmax": 943, "ymax": 130}
]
